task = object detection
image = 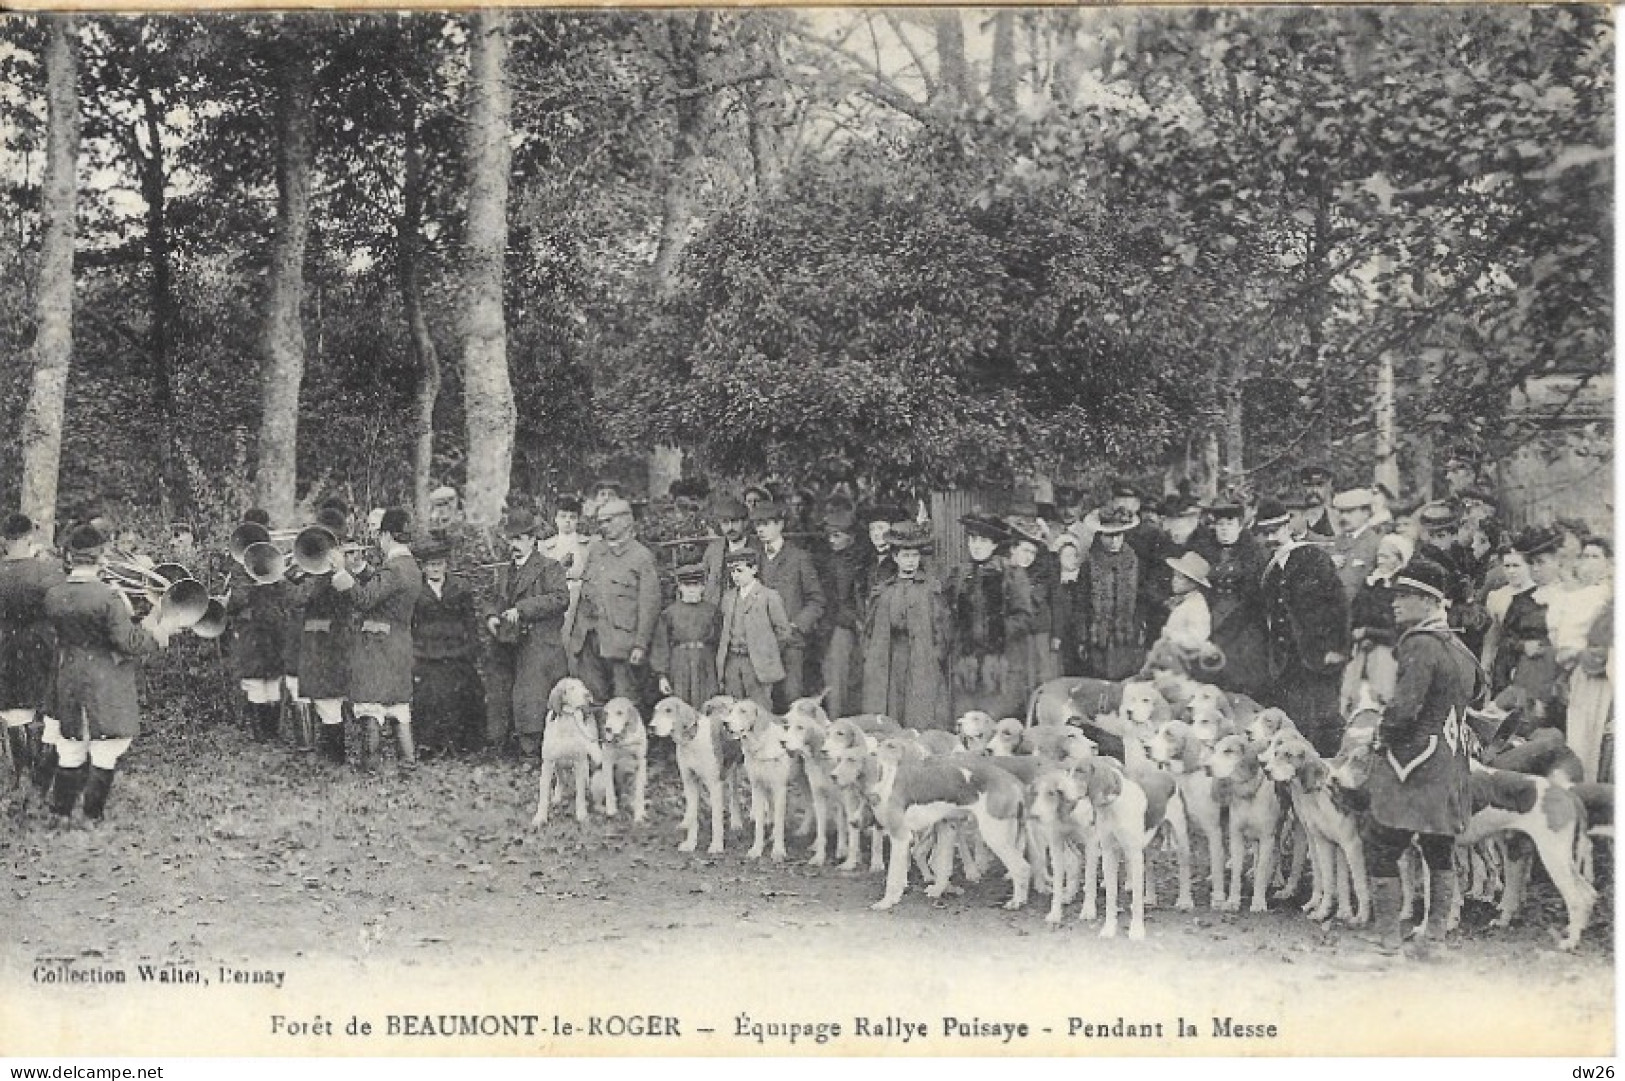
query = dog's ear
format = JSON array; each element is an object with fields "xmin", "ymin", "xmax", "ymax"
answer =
[
  {"xmin": 1088, "ymin": 765, "xmax": 1122, "ymax": 806},
  {"xmin": 548, "ymin": 680, "xmax": 566, "ymax": 716},
  {"xmin": 1298, "ymin": 753, "xmax": 1328, "ymax": 791}
]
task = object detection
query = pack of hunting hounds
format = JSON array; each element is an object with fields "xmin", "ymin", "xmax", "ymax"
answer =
[{"xmin": 532, "ymin": 669, "xmax": 1610, "ymax": 953}]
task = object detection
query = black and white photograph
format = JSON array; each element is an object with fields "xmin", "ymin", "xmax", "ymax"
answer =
[{"xmin": 0, "ymin": 4, "xmax": 1613, "ymax": 1061}]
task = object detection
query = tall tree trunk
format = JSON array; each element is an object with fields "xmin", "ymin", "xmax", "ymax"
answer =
[
  {"xmin": 650, "ymin": 11, "xmax": 715, "ymax": 294},
  {"xmin": 988, "ymin": 10, "xmax": 1018, "ymax": 110},
  {"xmin": 461, "ymin": 10, "xmax": 516, "ymax": 526},
  {"xmin": 1223, "ymin": 352, "xmax": 1246, "ymax": 481},
  {"xmin": 20, "ymin": 16, "xmax": 78, "ymax": 530},
  {"xmin": 256, "ymin": 52, "xmax": 313, "ymax": 527},
  {"xmin": 933, "ymin": 12, "xmax": 973, "ymax": 109},
  {"xmin": 136, "ymin": 84, "xmax": 183, "ymax": 519},
  {"xmin": 1374, "ymin": 351, "xmax": 1399, "ymax": 497},
  {"xmin": 401, "ymin": 94, "xmax": 440, "ymax": 528}
]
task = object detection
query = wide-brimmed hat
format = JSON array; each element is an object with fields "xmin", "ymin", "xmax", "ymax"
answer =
[
  {"xmin": 1417, "ymin": 501, "xmax": 1460, "ymax": 531},
  {"xmin": 1392, "ymin": 557, "xmax": 1451, "ymax": 601},
  {"xmin": 501, "ymin": 509, "xmax": 541, "ymax": 537},
  {"xmin": 1165, "ymin": 551, "xmax": 1213, "ymax": 589},
  {"xmin": 960, "ymin": 513, "xmax": 1009, "ymax": 543},
  {"xmin": 742, "ymin": 484, "xmax": 773, "ymax": 504},
  {"xmin": 1003, "ymin": 517, "xmax": 1047, "ymax": 549},
  {"xmin": 1252, "ymin": 499, "xmax": 1290, "ymax": 531},
  {"xmin": 1095, "ymin": 506, "xmax": 1139, "ymax": 534},
  {"xmin": 886, "ymin": 522, "xmax": 934, "ymax": 552}
]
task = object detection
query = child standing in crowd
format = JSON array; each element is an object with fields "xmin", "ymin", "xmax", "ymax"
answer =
[
  {"xmin": 715, "ymin": 549, "xmax": 792, "ymax": 710},
  {"xmin": 653, "ymin": 563, "xmax": 720, "ymax": 706},
  {"xmin": 1153, "ymin": 551, "xmax": 1217, "ymax": 672}
]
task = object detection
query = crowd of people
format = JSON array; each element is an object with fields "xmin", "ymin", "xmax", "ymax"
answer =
[{"xmin": 0, "ymin": 444, "xmax": 1613, "ymax": 828}]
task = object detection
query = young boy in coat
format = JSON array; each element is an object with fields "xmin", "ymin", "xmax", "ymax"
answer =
[{"xmin": 715, "ymin": 549, "xmax": 792, "ymax": 710}]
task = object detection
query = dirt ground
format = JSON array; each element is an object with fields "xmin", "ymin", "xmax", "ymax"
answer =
[{"xmin": 2, "ymin": 713, "xmax": 1615, "ymax": 1057}]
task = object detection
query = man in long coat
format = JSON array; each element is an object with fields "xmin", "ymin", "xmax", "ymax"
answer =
[
  {"xmin": 484, "ymin": 509, "xmax": 571, "ymax": 756},
  {"xmin": 0, "ymin": 513, "xmax": 64, "ymax": 791},
  {"xmin": 814, "ymin": 506, "xmax": 866, "ymax": 717},
  {"xmin": 1330, "ymin": 487, "xmax": 1384, "ymax": 602},
  {"xmin": 334, "ymin": 507, "xmax": 422, "ymax": 772},
  {"xmin": 1256, "ymin": 498, "xmax": 1350, "ymax": 756},
  {"xmin": 1363, "ymin": 558, "xmax": 1482, "ymax": 954},
  {"xmin": 701, "ymin": 496, "xmax": 759, "ymax": 607},
  {"xmin": 752, "ymin": 501, "xmax": 826, "ymax": 708},
  {"xmin": 1186, "ymin": 500, "xmax": 1271, "ymax": 696},
  {"xmin": 42, "ymin": 525, "xmax": 168, "ymax": 821},
  {"xmin": 565, "ymin": 498, "xmax": 662, "ymax": 704}
]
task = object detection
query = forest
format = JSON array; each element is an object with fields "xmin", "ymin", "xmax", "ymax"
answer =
[{"xmin": 0, "ymin": 7, "xmax": 1611, "ymax": 535}]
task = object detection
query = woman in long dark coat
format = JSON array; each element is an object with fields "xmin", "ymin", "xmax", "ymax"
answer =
[
  {"xmin": 411, "ymin": 537, "xmax": 486, "ymax": 756},
  {"xmin": 1077, "ymin": 508, "xmax": 1146, "ymax": 680},
  {"xmin": 861, "ymin": 523, "xmax": 950, "ymax": 730}
]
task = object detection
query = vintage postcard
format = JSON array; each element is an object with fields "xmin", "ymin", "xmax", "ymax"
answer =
[{"xmin": 0, "ymin": 3, "xmax": 1613, "ymax": 1061}]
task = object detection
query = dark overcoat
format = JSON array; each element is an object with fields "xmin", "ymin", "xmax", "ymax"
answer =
[
  {"xmin": 345, "ymin": 550, "xmax": 423, "ymax": 704},
  {"xmin": 0, "ymin": 555, "xmax": 65, "ymax": 711},
  {"xmin": 489, "ymin": 554, "xmax": 571, "ymax": 735},
  {"xmin": 297, "ymin": 576, "xmax": 353, "ymax": 700},
  {"xmin": 1368, "ymin": 618, "xmax": 1482, "ymax": 834},
  {"xmin": 228, "ymin": 579, "xmax": 297, "ymax": 681},
  {"xmin": 1188, "ymin": 530, "xmax": 1271, "ymax": 696},
  {"xmin": 758, "ymin": 541, "xmax": 826, "ymax": 644},
  {"xmin": 1261, "ymin": 543, "xmax": 1350, "ymax": 751},
  {"xmin": 44, "ymin": 576, "xmax": 161, "ymax": 740}
]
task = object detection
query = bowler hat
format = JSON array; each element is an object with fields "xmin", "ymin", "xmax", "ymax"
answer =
[
  {"xmin": 501, "ymin": 509, "xmax": 541, "ymax": 537},
  {"xmin": 1165, "ymin": 551, "xmax": 1213, "ymax": 590},
  {"xmin": 1392, "ymin": 557, "xmax": 1451, "ymax": 602},
  {"xmin": 379, "ymin": 507, "xmax": 411, "ymax": 538},
  {"xmin": 712, "ymin": 496, "xmax": 748, "ymax": 521},
  {"xmin": 1252, "ymin": 499, "xmax": 1290, "ymax": 531},
  {"xmin": 859, "ymin": 504, "xmax": 904, "ymax": 527}
]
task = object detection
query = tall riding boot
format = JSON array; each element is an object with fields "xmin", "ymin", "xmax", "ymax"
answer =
[
  {"xmin": 1409, "ymin": 868, "xmax": 1455, "ymax": 960},
  {"xmin": 1355, "ymin": 876, "xmax": 1407, "ymax": 954},
  {"xmin": 81, "ymin": 766, "xmax": 116, "ymax": 821},
  {"xmin": 358, "ymin": 718, "xmax": 382, "ymax": 774},
  {"xmin": 31, "ymin": 737, "xmax": 58, "ymax": 798},
  {"xmin": 395, "ymin": 719, "xmax": 417, "ymax": 770},
  {"xmin": 47, "ymin": 763, "xmax": 89, "ymax": 818},
  {"xmin": 5, "ymin": 726, "xmax": 31, "ymax": 786},
  {"xmin": 319, "ymin": 722, "xmax": 346, "ymax": 765}
]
